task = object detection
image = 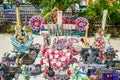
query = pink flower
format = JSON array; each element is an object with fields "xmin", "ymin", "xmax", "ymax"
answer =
[
  {"xmin": 51, "ymin": 51, "xmax": 55, "ymax": 56},
  {"xmin": 41, "ymin": 48, "xmax": 48, "ymax": 54},
  {"xmin": 99, "ymin": 56, "xmax": 104, "ymax": 61},
  {"xmin": 75, "ymin": 17, "xmax": 88, "ymax": 32},
  {"xmin": 29, "ymin": 16, "xmax": 44, "ymax": 31},
  {"xmin": 54, "ymin": 54, "xmax": 59, "ymax": 58}
]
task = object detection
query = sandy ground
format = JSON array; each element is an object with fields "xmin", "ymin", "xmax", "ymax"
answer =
[
  {"xmin": 0, "ymin": 33, "xmax": 120, "ymax": 80},
  {"xmin": 0, "ymin": 33, "xmax": 120, "ymax": 55}
]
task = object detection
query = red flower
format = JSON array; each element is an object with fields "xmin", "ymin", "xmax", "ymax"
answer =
[
  {"xmin": 45, "ymin": 69, "xmax": 48, "ymax": 75},
  {"xmin": 58, "ymin": 6, "xmax": 62, "ymax": 11},
  {"xmin": 71, "ymin": 50, "xmax": 77, "ymax": 56},
  {"xmin": 51, "ymin": 51, "xmax": 55, "ymax": 56},
  {"xmin": 71, "ymin": 20, "xmax": 75, "ymax": 24},
  {"xmin": 44, "ymin": 20, "xmax": 47, "ymax": 24},
  {"xmin": 40, "ymin": 60, "xmax": 44, "ymax": 65},
  {"xmin": 80, "ymin": 38, "xmax": 84, "ymax": 43},
  {"xmin": 99, "ymin": 56, "xmax": 104, "ymax": 61},
  {"xmin": 42, "ymin": 48, "xmax": 48, "ymax": 54},
  {"xmin": 67, "ymin": 70, "xmax": 71, "ymax": 76},
  {"xmin": 51, "ymin": 12, "xmax": 57, "ymax": 17},
  {"xmin": 109, "ymin": 0, "xmax": 116, "ymax": 3},
  {"xmin": 115, "ymin": 49, "xmax": 119, "ymax": 53}
]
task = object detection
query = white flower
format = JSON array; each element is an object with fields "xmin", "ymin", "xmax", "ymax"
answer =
[
  {"xmin": 55, "ymin": 50, "xmax": 59, "ymax": 53},
  {"xmin": 55, "ymin": 54, "xmax": 59, "ymax": 58},
  {"xmin": 48, "ymin": 49, "xmax": 52, "ymax": 53},
  {"xmin": 52, "ymin": 59, "xmax": 57, "ymax": 63},
  {"xmin": 66, "ymin": 52, "xmax": 71, "ymax": 57},
  {"xmin": 61, "ymin": 57, "xmax": 66, "ymax": 61},
  {"xmin": 49, "ymin": 54, "xmax": 53, "ymax": 59},
  {"xmin": 56, "ymin": 62, "xmax": 61, "ymax": 67},
  {"xmin": 63, "ymin": 49, "xmax": 67, "ymax": 53}
]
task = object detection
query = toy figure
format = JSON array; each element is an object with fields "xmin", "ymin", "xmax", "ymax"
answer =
[
  {"xmin": 69, "ymin": 63, "xmax": 90, "ymax": 80},
  {"xmin": 18, "ymin": 65, "xmax": 30, "ymax": 80},
  {"xmin": 28, "ymin": 64, "xmax": 42, "ymax": 75},
  {"xmin": 0, "ymin": 63, "xmax": 13, "ymax": 80}
]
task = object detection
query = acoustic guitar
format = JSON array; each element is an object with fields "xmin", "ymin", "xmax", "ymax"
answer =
[{"xmin": 82, "ymin": 25, "xmax": 90, "ymax": 48}]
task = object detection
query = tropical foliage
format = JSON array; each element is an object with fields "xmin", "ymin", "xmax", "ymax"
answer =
[
  {"xmin": 80, "ymin": 0, "xmax": 120, "ymax": 26},
  {"xmin": 37, "ymin": 0, "xmax": 81, "ymax": 20},
  {"xmin": 0, "ymin": 21, "xmax": 11, "ymax": 33},
  {"xmin": 0, "ymin": 0, "xmax": 3, "ymax": 4}
]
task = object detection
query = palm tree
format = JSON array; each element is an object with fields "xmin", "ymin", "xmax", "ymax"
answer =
[{"xmin": 0, "ymin": 0, "xmax": 3, "ymax": 4}]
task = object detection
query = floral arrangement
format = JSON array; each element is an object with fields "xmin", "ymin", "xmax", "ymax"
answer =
[
  {"xmin": 94, "ymin": 38, "xmax": 106, "ymax": 51},
  {"xmin": 29, "ymin": 16, "xmax": 44, "ymax": 31},
  {"xmin": 41, "ymin": 48, "xmax": 77, "ymax": 70},
  {"xmin": 75, "ymin": 17, "xmax": 88, "ymax": 32},
  {"xmin": 52, "ymin": 37, "xmax": 79, "ymax": 50},
  {"xmin": 51, "ymin": 11, "xmax": 75, "ymax": 24},
  {"xmin": 41, "ymin": 37, "xmax": 80, "ymax": 70}
]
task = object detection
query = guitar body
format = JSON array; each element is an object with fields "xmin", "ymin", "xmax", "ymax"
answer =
[
  {"xmin": 82, "ymin": 25, "xmax": 90, "ymax": 49},
  {"xmin": 82, "ymin": 37, "xmax": 90, "ymax": 49}
]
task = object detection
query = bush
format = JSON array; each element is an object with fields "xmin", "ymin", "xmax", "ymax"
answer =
[
  {"xmin": 0, "ymin": 21, "xmax": 11, "ymax": 33},
  {"xmin": 6, "ymin": 25, "xmax": 15, "ymax": 33},
  {"xmin": 7, "ymin": 25, "xmax": 32, "ymax": 33}
]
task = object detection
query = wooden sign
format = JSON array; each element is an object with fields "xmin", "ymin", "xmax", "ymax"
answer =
[{"xmin": 57, "ymin": 10, "xmax": 62, "ymax": 26}]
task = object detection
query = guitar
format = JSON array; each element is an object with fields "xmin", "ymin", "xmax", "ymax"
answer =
[
  {"xmin": 48, "ymin": 54, "xmax": 55, "ymax": 77},
  {"xmin": 82, "ymin": 25, "xmax": 90, "ymax": 48}
]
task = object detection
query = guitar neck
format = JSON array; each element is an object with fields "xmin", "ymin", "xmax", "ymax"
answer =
[
  {"xmin": 16, "ymin": 7, "xmax": 22, "ymax": 28},
  {"xmin": 15, "ymin": 1, "xmax": 22, "ymax": 36},
  {"xmin": 84, "ymin": 25, "xmax": 89, "ymax": 40},
  {"xmin": 48, "ymin": 54, "xmax": 51, "ymax": 68}
]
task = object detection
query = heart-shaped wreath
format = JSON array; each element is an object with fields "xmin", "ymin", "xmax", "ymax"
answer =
[{"xmin": 42, "ymin": 48, "xmax": 77, "ymax": 70}]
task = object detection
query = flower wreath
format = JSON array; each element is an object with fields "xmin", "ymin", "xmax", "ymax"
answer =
[
  {"xmin": 75, "ymin": 17, "xmax": 88, "ymax": 32},
  {"xmin": 29, "ymin": 16, "xmax": 44, "ymax": 31}
]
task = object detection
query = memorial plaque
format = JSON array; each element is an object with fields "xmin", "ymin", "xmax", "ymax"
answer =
[{"xmin": 102, "ymin": 72, "xmax": 119, "ymax": 80}]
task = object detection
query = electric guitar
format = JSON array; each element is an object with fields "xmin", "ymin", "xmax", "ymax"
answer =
[
  {"xmin": 48, "ymin": 54, "xmax": 55, "ymax": 77},
  {"xmin": 82, "ymin": 25, "xmax": 90, "ymax": 48}
]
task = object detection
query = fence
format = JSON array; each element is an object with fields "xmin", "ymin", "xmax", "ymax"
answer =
[{"xmin": 0, "ymin": 5, "xmax": 41, "ymax": 25}]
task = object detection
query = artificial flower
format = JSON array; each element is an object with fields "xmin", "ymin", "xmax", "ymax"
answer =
[{"xmin": 29, "ymin": 16, "xmax": 44, "ymax": 31}]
